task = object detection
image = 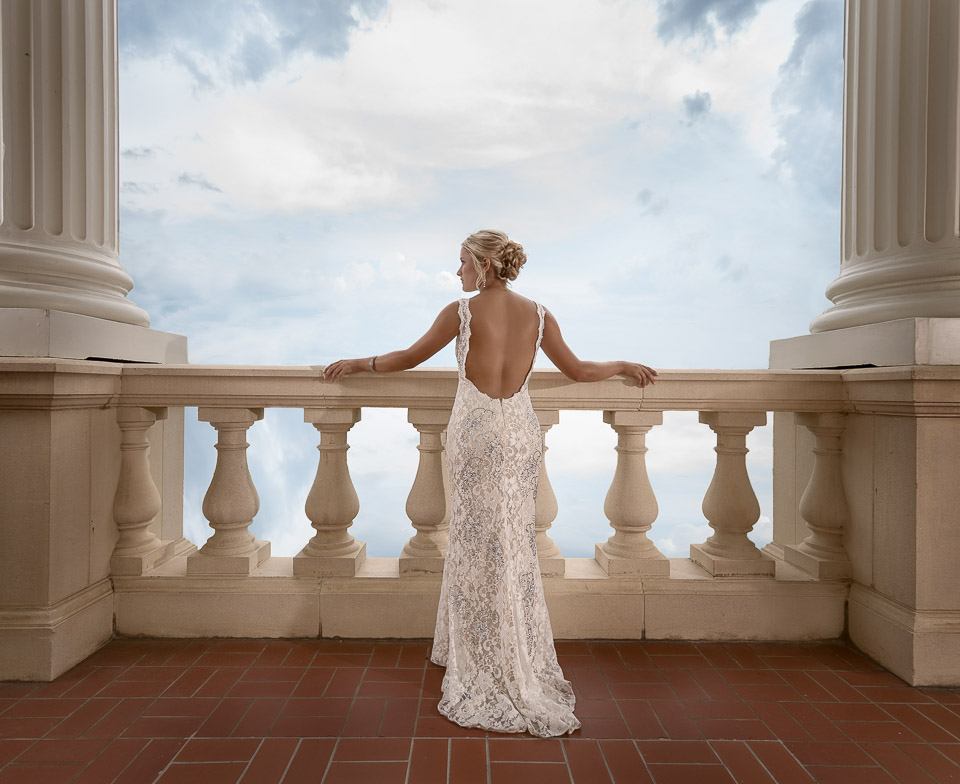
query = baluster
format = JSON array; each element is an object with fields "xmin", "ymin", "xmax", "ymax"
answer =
[
  {"xmin": 294, "ymin": 408, "xmax": 366, "ymax": 576},
  {"xmin": 186, "ymin": 408, "xmax": 270, "ymax": 575},
  {"xmin": 110, "ymin": 407, "xmax": 175, "ymax": 575},
  {"xmin": 595, "ymin": 410, "xmax": 669, "ymax": 576},
  {"xmin": 690, "ymin": 411, "xmax": 774, "ymax": 576},
  {"xmin": 784, "ymin": 413, "xmax": 851, "ymax": 579},
  {"xmin": 535, "ymin": 409, "xmax": 564, "ymax": 576},
  {"xmin": 401, "ymin": 408, "xmax": 450, "ymax": 574}
]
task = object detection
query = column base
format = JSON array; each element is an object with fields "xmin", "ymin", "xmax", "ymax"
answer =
[
  {"xmin": 849, "ymin": 583, "xmax": 960, "ymax": 686},
  {"xmin": 187, "ymin": 540, "xmax": 271, "ymax": 575},
  {"xmin": 770, "ymin": 317, "xmax": 960, "ymax": 369},
  {"xmin": 0, "ymin": 308, "xmax": 187, "ymax": 363},
  {"xmin": 595, "ymin": 543, "xmax": 670, "ymax": 576},
  {"xmin": 110, "ymin": 539, "xmax": 177, "ymax": 576},
  {"xmin": 293, "ymin": 542, "xmax": 366, "ymax": 577},
  {"xmin": 690, "ymin": 544, "xmax": 775, "ymax": 577},
  {"xmin": 783, "ymin": 544, "xmax": 851, "ymax": 580},
  {"xmin": 0, "ymin": 580, "xmax": 113, "ymax": 681}
]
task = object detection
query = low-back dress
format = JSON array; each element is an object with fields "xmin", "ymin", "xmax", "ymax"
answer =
[{"xmin": 429, "ymin": 296, "xmax": 581, "ymax": 738}]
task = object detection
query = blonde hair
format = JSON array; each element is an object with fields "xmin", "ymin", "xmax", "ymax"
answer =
[{"xmin": 461, "ymin": 229, "xmax": 527, "ymax": 289}]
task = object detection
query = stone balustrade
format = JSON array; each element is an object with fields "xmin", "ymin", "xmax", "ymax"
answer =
[
  {"xmin": 6, "ymin": 359, "xmax": 960, "ymax": 685},
  {"xmin": 110, "ymin": 365, "xmax": 848, "ymax": 577},
  {"xmin": 97, "ymin": 364, "xmax": 855, "ymax": 638}
]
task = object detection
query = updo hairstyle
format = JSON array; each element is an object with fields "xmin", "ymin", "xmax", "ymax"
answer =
[{"xmin": 462, "ymin": 229, "xmax": 527, "ymax": 289}]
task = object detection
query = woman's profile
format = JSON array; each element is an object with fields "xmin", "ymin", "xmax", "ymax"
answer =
[{"xmin": 323, "ymin": 229, "xmax": 657, "ymax": 736}]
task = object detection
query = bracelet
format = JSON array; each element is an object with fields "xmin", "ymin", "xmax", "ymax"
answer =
[{"xmin": 369, "ymin": 356, "xmax": 378, "ymax": 372}]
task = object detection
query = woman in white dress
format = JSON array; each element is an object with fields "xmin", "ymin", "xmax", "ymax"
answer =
[{"xmin": 323, "ymin": 230, "xmax": 657, "ymax": 736}]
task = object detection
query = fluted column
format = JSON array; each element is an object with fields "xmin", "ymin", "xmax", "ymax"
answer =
[
  {"xmin": 294, "ymin": 408, "xmax": 366, "ymax": 577},
  {"xmin": 186, "ymin": 408, "xmax": 270, "ymax": 575},
  {"xmin": 534, "ymin": 409, "xmax": 564, "ymax": 577},
  {"xmin": 400, "ymin": 408, "xmax": 450, "ymax": 575},
  {"xmin": 595, "ymin": 410, "xmax": 669, "ymax": 576},
  {"xmin": 110, "ymin": 406, "xmax": 175, "ymax": 575},
  {"xmin": 784, "ymin": 413, "xmax": 851, "ymax": 579},
  {"xmin": 691, "ymin": 412, "xmax": 774, "ymax": 576},
  {"xmin": 811, "ymin": 0, "xmax": 960, "ymax": 333},
  {"xmin": 0, "ymin": 0, "xmax": 149, "ymax": 326}
]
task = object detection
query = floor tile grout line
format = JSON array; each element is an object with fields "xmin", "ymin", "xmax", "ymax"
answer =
[
  {"xmin": 318, "ymin": 736, "xmax": 341, "ymax": 783},
  {"xmin": 403, "ymin": 725, "xmax": 414, "ymax": 784},
  {"xmin": 558, "ymin": 733, "xmax": 575, "ymax": 783},
  {"xmin": 905, "ymin": 703, "xmax": 960, "ymax": 744},
  {"xmin": 412, "ymin": 643, "xmax": 428, "ymax": 747},
  {"xmin": 485, "ymin": 736, "xmax": 491, "ymax": 784},
  {"xmin": 106, "ymin": 737, "xmax": 149, "ymax": 784},
  {"xmin": 592, "ymin": 739, "xmax": 617, "ymax": 784},
  {"xmin": 277, "ymin": 737, "xmax": 303, "ymax": 784},
  {"xmin": 254, "ymin": 640, "xmax": 306, "ymax": 739},
  {"xmin": 233, "ymin": 735, "xmax": 265, "ymax": 782}
]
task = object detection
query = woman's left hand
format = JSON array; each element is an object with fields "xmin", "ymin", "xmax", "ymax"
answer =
[{"xmin": 323, "ymin": 358, "xmax": 365, "ymax": 382}]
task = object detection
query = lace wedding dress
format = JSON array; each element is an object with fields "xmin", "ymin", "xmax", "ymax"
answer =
[{"xmin": 429, "ymin": 297, "xmax": 580, "ymax": 738}]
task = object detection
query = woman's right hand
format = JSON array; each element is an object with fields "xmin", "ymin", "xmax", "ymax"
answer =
[
  {"xmin": 323, "ymin": 358, "xmax": 366, "ymax": 382},
  {"xmin": 624, "ymin": 362, "xmax": 659, "ymax": 388}
]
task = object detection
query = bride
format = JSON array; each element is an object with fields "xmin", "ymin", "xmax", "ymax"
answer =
[{"xmin": 324, "ymin": 229, "xmax": 657, "ymax": 736}]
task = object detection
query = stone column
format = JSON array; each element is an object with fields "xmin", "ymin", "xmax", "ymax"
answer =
[
  {"xmin": 534, "ymin": 409, "xmax": 564, "ymax": 577},
  {"xmin": 0, "ymin": 0, "xmax": 146, "ymax": 324},
  {"xmin": 0, "ymin": 0, "xmax": 185, "ymax": 361},
  {"xmin": 0, "ymin": 0, "xmax": 185, "ymax": 683},
  {"xmin": 809, "ymin": 0, "xmax": 960, "ymax": 334},
  {"xmin": 400, "ymin": 408, "xmax": 449, "ymax": 574},
  {"xmin": 595, "ymin": 410, "xmax": 669, "ymax": 576},
  {"xmin": 772, "ymin": 0, "xmax": 960, "ymax": 369}
]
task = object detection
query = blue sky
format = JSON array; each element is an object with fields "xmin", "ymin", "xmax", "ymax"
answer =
[{"xmin": 116, "ymin": 0, "xmax": 844, "ymax": 560}]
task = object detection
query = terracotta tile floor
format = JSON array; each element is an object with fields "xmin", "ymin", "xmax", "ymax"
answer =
[{"xmin": 1, "ymin": 639, "xmax": 959, "ymax": 783}]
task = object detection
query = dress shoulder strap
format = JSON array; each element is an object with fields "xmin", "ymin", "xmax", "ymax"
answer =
[
  {"xmin": 534, "ymin": 302, "xmax": 545, "ymax": 351},
  {"xmin": 455, "ymin": 298, "xmax": 472, "ymax": 374},
  {"xmin": 522, "ymin": 302, "xmax": 546, "ymax": 389}
]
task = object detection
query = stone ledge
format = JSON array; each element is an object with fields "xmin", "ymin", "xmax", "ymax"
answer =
[
  {"xmin": 770, "ymin": 317, "xmax": 960, "ymax": 369},
  {"xmin": 0, "ymin": 308, "xmax": 187, "ymax": 363},
  {"xmin": 109, "ymin": 557, "xmax": 849, "ymax": 643}
]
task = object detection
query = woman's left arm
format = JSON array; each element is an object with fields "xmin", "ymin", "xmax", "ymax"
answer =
[{"xmin": 322, "ymin": 301, "xmax": 461, "ymax": 382}]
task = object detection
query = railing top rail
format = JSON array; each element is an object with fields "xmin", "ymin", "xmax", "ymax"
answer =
[
  {"xmin": 5, "ymin": 358, "xmax": 960, "ymax": 413},
  {"xmin": 110, "ymin": 364, "xmax": 847, "ymax": 413}
]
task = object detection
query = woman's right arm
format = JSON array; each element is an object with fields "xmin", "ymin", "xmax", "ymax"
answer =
[
  {"xmin": 540, "ymin": 308, "xmax": 658, "ymax": 388},
  {"xmin": 322, "ymin": 301, "xmax": 460, "ymax": 382}
]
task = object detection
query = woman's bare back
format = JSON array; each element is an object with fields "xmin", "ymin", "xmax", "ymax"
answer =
[{"xmin": 463, "ymin": 290, "xmax": 540, "ymax": 400}]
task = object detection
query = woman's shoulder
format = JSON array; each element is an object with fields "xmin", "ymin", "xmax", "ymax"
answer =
[{"xmin": 504, "ymin": 290, "xmax": 541, "ymax": 311}]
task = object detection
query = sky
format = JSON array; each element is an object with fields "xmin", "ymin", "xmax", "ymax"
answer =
[{"xmin": 116, "ymin": 0, "xmax": 844, "ymax": 561}]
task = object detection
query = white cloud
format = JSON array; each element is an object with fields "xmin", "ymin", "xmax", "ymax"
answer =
[{"xmin": 119, "ymin": 0, "xmax": 813, "ymax": 218}]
